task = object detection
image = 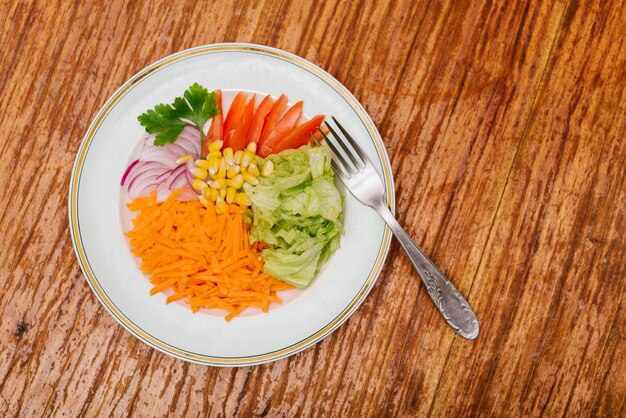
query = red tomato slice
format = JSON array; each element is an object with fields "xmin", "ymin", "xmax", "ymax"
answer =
[
  {"xmin": 229, "ymin": 94, "xmax": 256, "ymax": 151},
  {"xmin": 258, "ymin": 101, "xmax": 303, "ymax": 155},
  {"xmin": 203, "ymin": 89, "xmax": 224, "ymax": 155},
  {"xmin": 259, "ymin": 115, "xmax": 325, "ymax": 157},
  {"xmin": 248, "ymin": 94, "xmax": 275, "ymax": 144},
  {"xmin": 223, "ymin": 92, "xmax": 248, "ymax": 147},
  {"xmin": 258, "ymin": 94, "xmax": 288, "ymax": 147}
]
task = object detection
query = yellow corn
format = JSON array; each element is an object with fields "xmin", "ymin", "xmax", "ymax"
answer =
[
  {"xmin": 262, "ymin": 160, "xmax": 274, "ymax": 177},
  {"xmin": 246, "ymin": 142, "xmax": 257, "ymax": 153},
  {"xmin": 226, "ymin": 187, "xmax": 237, "ymax": 204},
  {"xmin": 223, "ymin": 147, "xmax": 234, "ymax": 165},
  {"xmin": 201, "ymin": 187, "xmax": 212, "ymax": 200},
  {"xmin": 210, "ymin": 179, "xmax": 227, "ymax": 189},
  {"xmin": 248, "ymin": 164, "xmax": 260, "ymax": 177},
  {"xmin": 219, "ymin": 188, "xmax": 227, "ymax": 199},
  {"xmin": 176, "ymin": 155, "xmax": 193, "ymax": 164},
  {"xmin": 192, "ymin": 178, "xmax": 208, "ymax": 190},
  {"xmin": 207, "ymin": 157, "xmax": 221, "ymax": 175},
  {"xmin": 226, "ymin": 164, "xmax": 241, "ymax": 178},
  {"xmin": 207, "ymin": 150, "xmax": 222, "ymax": 159},
  {"xmin": 210, "ymin": 189, "xmax": 220, "ymax": 201},
  {"xmin": 199, "ymin": 195, "xmax": 211, "ymax": 207},
  {"xmin": 241, "ymin": 150, "xmax": 254, "ymax": 167},
  {"xmin": 195, "ymin": 159, "xmax": 210, "ymax": 169},
  {"xmin": 234, "ymin": 150, "xmax": 244, "ymax": 165},
  {"xmin": 235, "ymin": 192, "xmax": 251, "ymax": 207},
  {"xmin": 215, "ymin": 197, "xmax": 227, "ymax": 214},
  {"xmin": 228, "ymin": 174, "xmax": 244, "ymax": 189},
  {"xmin": 208, "ymin": 140, "xmax": 223, "ymax": 153},
  {"xmin": 242, "ymin": 172, "xmax": 259, "ymax": 185},
  {"xmin": 191, "ymin": 167, "xmax": 208, "ymax": 180},
  {"xmin": 216, "ymin": 160, "xmax": 227, "ymax": 179}
]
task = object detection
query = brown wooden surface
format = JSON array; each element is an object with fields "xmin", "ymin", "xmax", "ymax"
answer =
[{"xmin": 1, "ymin": 0, "xmax": 624, "ymax": 416}]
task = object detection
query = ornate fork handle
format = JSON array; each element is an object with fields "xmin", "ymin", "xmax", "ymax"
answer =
[{"xmin": 377, "ymin": 203, "xmax": 479, "ymax": 339}]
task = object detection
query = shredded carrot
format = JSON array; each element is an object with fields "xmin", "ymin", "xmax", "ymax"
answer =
[{"xmin": 125, "ymin": 190, "xmax": 293, "ymax": 321}]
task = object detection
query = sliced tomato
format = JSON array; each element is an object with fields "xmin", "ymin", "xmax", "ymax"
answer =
[
  {"xmin": 258, "ymin": 101, "xmax": 303, "ymax": 155},
  {"xmin": 259, "ymin": 115, "xmax": 325, "ymax": 157},
  {"xmin": 248, "ymin": 94, "xmax": 275, "ymax": 144},
  {"xmin": 258, "ymin": 94, "xmax": 288, "ymax": 147},
  {"xmin": 223, "ymin": 92, "xmax": 248, "ymax": 146},
  {"xmin": 203, "ymin": 89, "xmax": 224, "ymax": 155},
  {"xmin": 229, "ymin": 94, "xmax": 256, "ymax": 151}
]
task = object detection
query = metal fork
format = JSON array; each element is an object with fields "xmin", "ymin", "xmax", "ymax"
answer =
[{"xmin": 319, "ymin": 117, "xmax": 479, "ymax": 339}]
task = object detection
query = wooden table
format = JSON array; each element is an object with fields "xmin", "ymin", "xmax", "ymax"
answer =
[{"xmin": 1, "ymin": 1, "xmax": 624, "ymax": 416}]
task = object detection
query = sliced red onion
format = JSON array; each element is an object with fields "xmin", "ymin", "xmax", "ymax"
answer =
[
  {"xmin": 178, "ymin": 187, "xmax": 199, "ymax": 201},
  {"xmin": 129, "ymin": 175, "xmax": 160, "ymax": 198},
  {"xmin": 164, "ymin": 141, "xmax": 189, "ymax": 158},
  {"xmin": 176, "ymin": 136, "xmax": 201, "ymax": 157},
  {"xmin": 155, "ymin": 168, "xmax": 173, "ymax": 183},
  {"xmin": 185, "ymin": 159, "xmax": 196, "ymax": 183},
  {"xmin": 156, "ymin": 181, "xmax": 172, "ymax": 201},
  {"xmin": 123, "ymin": 127, "xmax": 202, "ymax": 200},
  {"xmin": 163, "ymin": 164, "xmax": 186, "ymax": 190},
  {"xmin": 125, "ymin": 161, "xmax": 170, "ymax": 187},
  {"xmin": 170, "ymin": 171, "xmax": 189, "ymax": 190},
  {"xmin": 178, "ymin": 127, "xmax": 202, "ymax": 155},
  {"xmin": 127, "ymin": 167, "xmax": 168, "ymax": 191},
  {"xmin": 121, "ymin": 159, "xmax": 139, "ymax": 186}
]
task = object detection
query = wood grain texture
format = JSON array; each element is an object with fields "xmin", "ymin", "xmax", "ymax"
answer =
[{"xmin": 0, "ymin": 0, "xmax": 624, "ymax": 416}]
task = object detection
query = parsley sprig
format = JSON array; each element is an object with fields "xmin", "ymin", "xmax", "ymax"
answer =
[{"xmin": 138, "ymin": 83, "xmax": 219, "ymax": 149}]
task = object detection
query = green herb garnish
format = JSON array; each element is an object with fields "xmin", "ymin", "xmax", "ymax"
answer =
[{"xmin": 137, "ymin": 82, "xmax": 219, "ymax": 147}]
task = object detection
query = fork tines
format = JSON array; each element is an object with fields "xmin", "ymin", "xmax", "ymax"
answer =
[{"xmin": 316, "ymin": 117, "xmax": 370, "ymax": 178}]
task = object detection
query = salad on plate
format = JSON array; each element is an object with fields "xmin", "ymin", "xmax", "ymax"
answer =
[{"xmin": 121, "ymin": 83, "xmax": 343, "ymax": 321}]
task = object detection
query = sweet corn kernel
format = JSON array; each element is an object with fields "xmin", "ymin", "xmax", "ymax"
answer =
[
  {"xmin": 207, "ymin": 150, "xmax": 222, "ymax": 159},
  {"xmin": 226, "ymin": 164, "xmax": 241, "ymax": 178},
  {"xmin": 207, "ymin": 158, "xmax": 221, "ymax": 175},
  {"xmin": 262, "ymin": 160, "xmax": 274, "ymax": 177},
  {"xmin": 248, "ymin": 165, "xmax": 260, "ymax": 177},
  {"xmin": 228, "ymin": 174, "xmax": 244, "ymax": 189},
  {"xmin": 195, "ymin": 159, "xmax": 210, "ymax": 169},
  {"xmin": 226, "ymin": 187, "xmax": 237, "ymax": 204},
  {"xmin": 234, "ymin": 150, "xmax": 244, "ymax": 165},
  {"xmin": 241, "ymin": 150, "xmax": 254, "ymax": 167},
  {"xmin": 215, "ymin": 197, "xmax": 227, "ymax": 214},
  {"xmin": 208, "ymin": 139, "xmax": 224, "ymax": 153},
  {"xmin": 235, "ymin": 192, "xmax": 251, "ymax": 207},
  {"xmin": 192, "ymin": 179, "xmax": 208, "ymax": 190},
  {"xmin": 246, "ymin": 142, "xmax": 257, "ymax": 153},
  {"xmin": 223, "ymin": 147, "xmax": 234, "ymax": 165},
  {"xmin": 210, "ymin": 188, "xmax": 220, "ymax": 201},
  {"xmin": 210, "ymin": 179, "xmax": 227, "ymax": 189},
  {"xmin": 191, "ymin": 167, "xmax": 208, "ymax": 180},
  {"xmin": 219, "ymin": 188, "xmax": 227, "ymax": 199},
  {"xmin": 242, "ymin": 172, "xmax": 259, "ymax": 185},
  {"xmin": 176, "ymin": 155, "xmax": 193, "ymax": 164},
  {"xmin": 201, "ymin": 187, "xmax": 212, "ymax": 200},
  {"xmin": 217, "ymin": 160, "xmax": 227, "ymax": 179},
  {"xmin": 199, "ymin": 195, "xmax": 211, "ymax": 207}
]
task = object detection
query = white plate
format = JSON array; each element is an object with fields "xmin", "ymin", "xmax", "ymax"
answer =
[{"xmin": 69, "ymin": 43, "xmax": 395, "ymax": 366}]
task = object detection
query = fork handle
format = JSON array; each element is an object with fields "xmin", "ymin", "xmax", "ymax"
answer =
[{"xmin": 377, "ymin": 204, "xmax": 480, "ymax": 339}]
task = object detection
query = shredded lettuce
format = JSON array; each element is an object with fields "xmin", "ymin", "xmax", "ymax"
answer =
[{"xmin": 245, "ymin": 145, "xmax": 343, "ymax": 288}]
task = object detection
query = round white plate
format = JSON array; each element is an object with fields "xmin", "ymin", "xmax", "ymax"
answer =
[{"xmin": 69, "ymin": 43, "xmax": 395, "ymax": 366}]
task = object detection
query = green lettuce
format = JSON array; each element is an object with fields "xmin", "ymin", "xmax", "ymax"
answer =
[{"xmin": 245, "ymin": 145, "xmax": 343, "ymax": 288}]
